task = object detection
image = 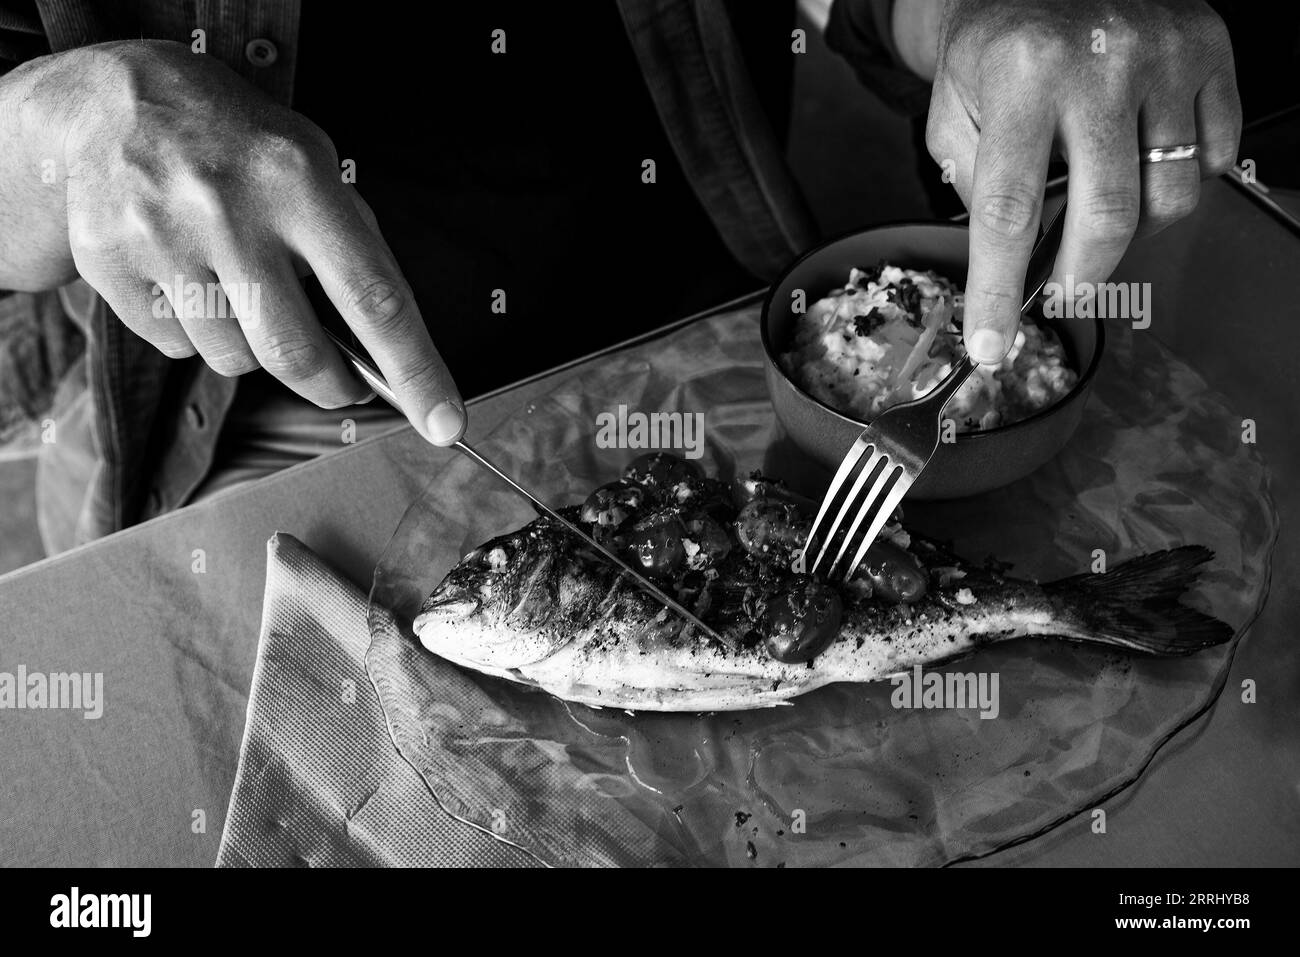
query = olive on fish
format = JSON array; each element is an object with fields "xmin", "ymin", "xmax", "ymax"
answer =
[
  {"xmin": 734, "ymin": 498, "xmax": 812, "ymax": 563},
  {"xmin": 670, "ymin": 478, "xmax": 734, "ymax": 519},
  {"xmin": 682, "ymin": 514, "xmax": 732, "ymax": 568},
  {"xmin": 623, "ymin": 452, "xmax": 702, "ymax": 489},
  {"xmin": 856, "ymin": 539, "xmax": 928, "ymax": 603},
  {"xmin": 579, "ymin": 480, "xmax": 646, "ymax": 528},
  {"xmin": 626, "ymin": 511, "xmax": 688, "ymax": 577},
  {"xmin": 733, "ymin": 476, "xmax": 818, "ymax": 514},
  {"xmin": 761, "ymin": 578, "xmax": 843, "ymax": 663}
]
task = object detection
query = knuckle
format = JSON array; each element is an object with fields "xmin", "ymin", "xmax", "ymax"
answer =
[
  {"xmin": 965, "ymin": 284, "xmax": 1020, "ymax": 316},
  {"xmin": 265, "ymin": 133, "xmax": 313, "ymax": 172},
  {"xmin": 294, "ymin": 119, "xmax": 340, "ymax": 166},
  {"xmin": 258, "ymin": 334, "xmax": 327, "ymax": 380},
  {"xmin": 975, "ymin": 186, "xmax": 1041, "ymax": 238},
  {"xmin": 249, "ymin": 127, "xmax": 333, "ymax": 184},
  {"xmin": 1195, "ymin": 8, "xmax": 1232, "ymax": 53},
  {"xmin": 172, "ymin": 169, "xmax": 235, "ymax": 225},
  {"xmin": 388, "ymin": 353, "xmax": 442, "ymax": 396},
  {"xmin": 67, "ymin": 219, "xmax": 108, "ymax": 259},
  {"xmin": 1150, "ymin": 25, "xmax": 1185, "ymax": 60},
  {"xmin": 1079, "ymin": 190, "xmax": 1141, "ymax": 241},
  {"xmin": 66, "ymin": 207, "xmax": 120, "ymax": 263},
  {"xmin": 1144, "ymin": 186, "xmax": 1198, "ymax": 224},
  {"xmin": 988, "ymin": 29, "xmax": 1067, "ymax": 80},
  {"xmin": 341, "ymin": 276, "xmax": 408, "ymax": 335},
  {"xmin": 120, "ymin": 198, "xmax": 168, "ymax": 243},
  {"xmin": 1100, "ymin": 18, "xmax": 1141, "ymax": 56}
]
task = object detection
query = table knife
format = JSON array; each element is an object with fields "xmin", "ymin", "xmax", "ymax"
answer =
[{"xmin": 321, "ymin": 328, "xmax": 729, "ymax": 647}]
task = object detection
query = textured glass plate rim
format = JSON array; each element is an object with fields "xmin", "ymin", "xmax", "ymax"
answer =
[
  {"xmin": 363, "ymin": 332, "xmax": 1279, "ymax": 868},
  {"xmin": 950, "ymin": 488, "xmax": 1276, "ymax": 864},
  {"xmin": 364, "ymin": 522, "xmax": 553, "ymax": 866}
]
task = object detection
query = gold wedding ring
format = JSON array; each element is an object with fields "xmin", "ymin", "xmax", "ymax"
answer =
[{"xmin": 1141, "ymin": 144, "xmax": 1200, "ymax": 163}]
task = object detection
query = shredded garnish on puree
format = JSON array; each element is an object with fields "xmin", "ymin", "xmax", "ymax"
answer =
[{"xmin": 781, "ymin": 262, "xmax": 1077, "ymax": 431}]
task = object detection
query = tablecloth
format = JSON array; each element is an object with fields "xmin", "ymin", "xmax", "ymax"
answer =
[{"xmin": 216, "ymin": 533, "xmax": 536, "ymax": 867}]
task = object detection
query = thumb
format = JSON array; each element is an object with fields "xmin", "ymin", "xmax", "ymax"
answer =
[{"xmin": 963, "ymin": 317, "xmax": 1016, "ymax": 365}]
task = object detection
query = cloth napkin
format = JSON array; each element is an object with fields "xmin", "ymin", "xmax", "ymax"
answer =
[{"xmin": 215, "ymin": 532, "xmax": 537, "ymax": 867}]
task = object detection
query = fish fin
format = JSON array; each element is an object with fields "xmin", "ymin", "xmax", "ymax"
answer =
[{"xmin": 1043, "ymin": 546, "xmax": 1233, "ymax": 655}]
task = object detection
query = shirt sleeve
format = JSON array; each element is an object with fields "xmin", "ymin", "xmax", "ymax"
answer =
[
  {"xmin": 824, "ymin": 0, "xmax": 933, "ymax": 116},
  {"xmin": 0, "ymin": 2, "xmax": 49, "ymax": 74}
]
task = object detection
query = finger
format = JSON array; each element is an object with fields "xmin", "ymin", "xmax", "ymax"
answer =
[
  {"xmin": 169, "ymin": 269, "xmax": 260, "ymax": 377},
  {"xmin": 266, "ymin": 188, "xmax": 385, "ymax": 404},
  {"xmin": 348, "ymin": 188, "xmax": 383, "ymax": 236},
  {"xmin": 963, "ymin": 92, "xmax": 1054, "ymax": 364},
  {"xmin": 334, "ymin": 193, "xmax": 412, "ymax": 406},
  {"xmin": 924, "ymin": 82, "xmax": 979, "ymax": 207},
  {"xmin": 288, "ymin": 189, "xmax": 465, "ymax": 445},
  {"xmin": 1053, "ymin": 104, "xmax": 1141, "ymax": 283},
  {"xmin": 76, "ymin": 264, "xmax": 196, "ymax": 358},
  {"xmin": 212, "ymin": 251, "xmax": 372, "ymax": 408},
  {"xmin": 343, "ymin": 190, "xmax": 410, "ymax": 285},
  {"xmin": 1134, "ymin": 100, "xmax": 1200, "ymax": 240},
  {"xmin": 1195, "ymin": 70, "xmax": 1242, "ymax": 178}
]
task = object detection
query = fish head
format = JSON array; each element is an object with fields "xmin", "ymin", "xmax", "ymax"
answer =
[{"xmin": 414, "ymin": 524, "xmax": 599, "ymax": 671}]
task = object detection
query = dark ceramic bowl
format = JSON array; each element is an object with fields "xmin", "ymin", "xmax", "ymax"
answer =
[{"xmin": 761, "ymin": 222, "xmax": 1104, "ymax": 500}]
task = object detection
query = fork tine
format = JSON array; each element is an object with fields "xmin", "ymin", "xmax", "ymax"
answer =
[
  {"xmin": 823, "ymin": 453, "xmax": 895, "ymax": 579},
  {"xmin": 840, "ymin": 472, "xmax": 913, "ymax": 583},
  {"xmin": 810, "ymin": 449, "xmax": 888, "ymax": 577},
  {"xmin": 802, "ymin": 434, "xmax": 874, "ymax": 575}
]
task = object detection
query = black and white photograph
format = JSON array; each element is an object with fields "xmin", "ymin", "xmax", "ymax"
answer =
[{"xmin": 0, "ymin": 0, "xmax": 1295, "ymax": 912}]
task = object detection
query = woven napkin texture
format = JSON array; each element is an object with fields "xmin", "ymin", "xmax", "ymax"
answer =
[{"xmin": 216, "ymin": 532, "xmax": 536, "ymax": 867}]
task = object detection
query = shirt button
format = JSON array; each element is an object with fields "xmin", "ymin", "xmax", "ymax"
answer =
[
  {"xmin": 186, "ymin": 403, "xmax": 206, "ymax": 430},
  {"xmin": 245, "ymin": 38, "xmax": 278, "ymax": 67}
]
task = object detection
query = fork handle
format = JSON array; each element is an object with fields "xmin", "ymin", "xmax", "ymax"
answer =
[
  {"xmin": 1021, "ymin": 200, "xmax": 1067, "ymax": 313},
  {"xmin": 927, "ymin": 354, "xmax": 977, "ymax": 410},
  {"xmin": 322, "ymin": 328, "xmax": 400, "ymax": 409}
]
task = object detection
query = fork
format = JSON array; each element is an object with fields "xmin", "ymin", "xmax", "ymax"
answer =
[{"xmin": 798, "ymin": 199, "xmax": 1068, "ymax": 583}]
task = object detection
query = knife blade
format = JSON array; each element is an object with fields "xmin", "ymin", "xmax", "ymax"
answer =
[{"xmin": 320, "ymin": 328, "xmax": 730, "ymax": 647}]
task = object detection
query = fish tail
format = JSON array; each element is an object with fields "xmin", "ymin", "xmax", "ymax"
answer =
[{"xmin": 1043, "ymin": 546, "xmax": 1233, "ymax": 655}]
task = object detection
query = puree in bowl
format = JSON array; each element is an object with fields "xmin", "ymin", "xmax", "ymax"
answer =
[{"xmin": 779, "ymin": 263, "xmax": 1077, "ymax": 432}]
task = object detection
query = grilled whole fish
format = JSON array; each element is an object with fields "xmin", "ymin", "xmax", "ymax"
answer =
[{"xmin": 414, "ymin": 454, "xmax": 1232, "ymax": 712}]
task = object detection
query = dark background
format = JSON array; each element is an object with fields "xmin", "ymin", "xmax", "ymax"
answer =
[{"xmin": 1, "ymin": 3, "xmax": 1298, "ymax": 574}]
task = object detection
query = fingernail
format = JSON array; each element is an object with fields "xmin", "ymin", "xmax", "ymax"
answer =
[
  {"xmin": 967, "ymin": 328, "xmax": 1007, "ymax": 364},
  {"xmin": 358, "ymin": 391, "xmax": 377, "ymax": 405},
  {"xmin": 425, "ymin": 401, "xmax": 465, "ymax": 444}
]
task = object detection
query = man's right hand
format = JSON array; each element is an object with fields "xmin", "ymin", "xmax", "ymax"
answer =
[{"xmin": 0, "ymin": 40, "xmax": 465, "ymax": 444}]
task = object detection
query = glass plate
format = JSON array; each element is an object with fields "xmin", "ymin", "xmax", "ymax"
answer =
[{"xmin": 366, "ymin": 306, "xmax": 1276, "ymax": 867}]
